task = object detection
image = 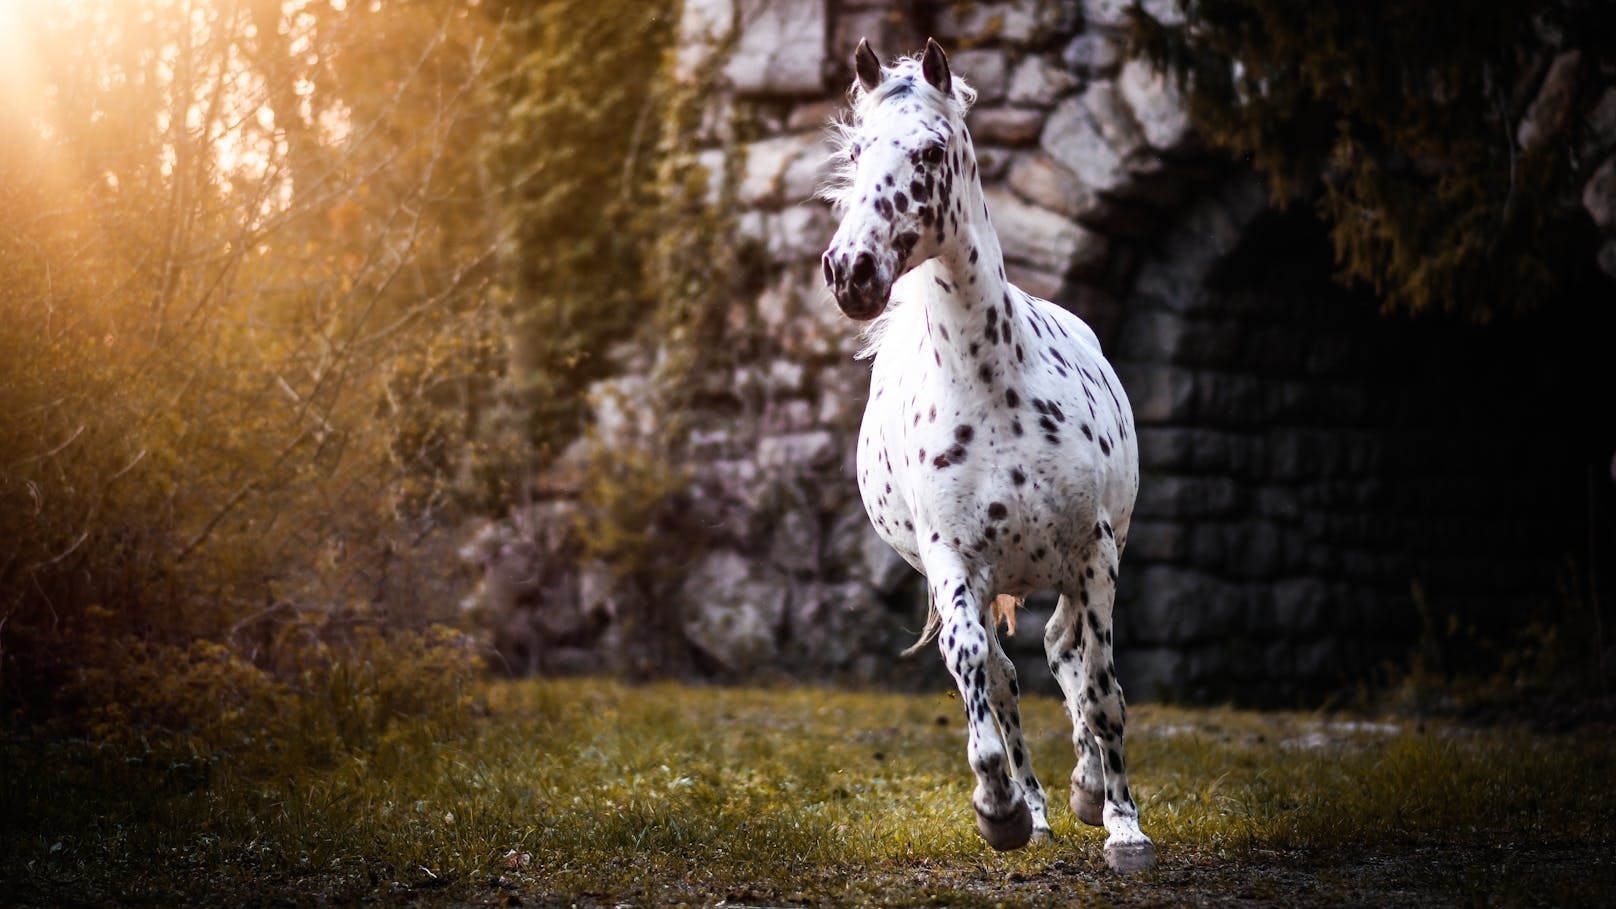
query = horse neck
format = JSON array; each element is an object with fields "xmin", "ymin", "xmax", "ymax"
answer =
[{"xmin": 919, "ymin": 144, "xmax": 1016, "ymax": 378}]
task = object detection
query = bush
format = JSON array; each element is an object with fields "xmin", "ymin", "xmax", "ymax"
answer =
[{"xmin": 68, "ymin": 608, "xmax": 480, "ymax": 769}]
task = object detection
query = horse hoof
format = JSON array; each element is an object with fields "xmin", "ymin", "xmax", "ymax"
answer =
[
  {"xmin": 1104, "ymin": 840, "xmax": 1157, "ymax": 874},
  {"xmin": 975, "ymin": 800, "xmax": 1033, "ymax": 851},
  {"xmin": 1030, "ymin": 826, "xmax": 1054, "ymax": 846},
  {"xmin": 1070, "ymin": 786, "xmax": 1104, "ymax": 827}
]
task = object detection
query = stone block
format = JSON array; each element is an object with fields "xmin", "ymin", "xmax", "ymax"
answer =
[
  {"xmin": 786, "ymin": 100, "xmax": 840, "ymax": 132},
  {"xmin": 1122, "ymin": 518, "xmax": 1187, "ymax": 563},
  {"xmin": 680, "ymin": 550, "xmax": 791, "ymax": 671},
  {"xmin": 1583, "ymin": 87, "xmax": 1616, "ymax": 161},
  {"xmin": 1134, "ymin": 473, "xmax": 1240, "ymax": 520},
  {"xmin": 1114, "ymin": 363, "xmax": 1195, "ymax": 423},
  {"xmin": 1582, "ymin": 154, "xmax": 1616, "ymax": 231},
  {"xmin": 1228, "ymin": 521, "xmax": 1282, "ymax": 579},
  {"xmin": 1135, "ymin": 427, "xmax": 1195, "ymax": 471},
  {"xmin": 1517, "ymin": 50, "xmax": 1581, "ymax": 151},
  {"xmin": 1194, "ymin": 371, "xmax": 1268, "ymax": 427},
  {"xmin": 1116, "ymin": 309, "xmax": 1189, "ymax": 361},
  {"xmin": 738, "ymin": 133, "xmax": 835, "ymax": 208},
  {"xmin": 785, "ymin": 581, "xmax": 892, "ymax": 670},
  {"xmin": 968, "ymin": 107, "xmax": 1046, "ymax": 146},
  {"xmin": 1082, "ymin": 0, "xmax": 1133, "ymax": 30},
  {"xmin": 1077, "ymin": 195, "xmax": 1163, "ymax": 238},
  {"xmin": 825, "ymin": 503, "xmax": 915, "ymax": 593},
  {"xmin": 1187, "ymin": 522, "xmax": 1227, "ymax": 572},
  {"xmin": 1062, "ymin": 33, "xmax": 1121, "ymax": 75},
  {"xmin": 736, "ymin": 205, "xmax": 835, "ymax": 264},
  {"xmin": 1079, "ymin": 81, "xmax": 1149, "ymax": 166},
  {"xmin": 1139, "ymin": 0, "xmax": 1187, "ymax": 27},
  {"xmin": 1254, "ymin": 486, "xmax": 1301, "ymax": 524},
  {"xmin": 768, "ymin": 506, "xmax": 822, "ymax": 575},
  {"xmin": 1062, "ymin": 283, "xmax": 1122, "ymax": 346},
  {"xmin": 975, "ymin": 144, "xmax": 1016, "ymax": 180},
  {"xmin": 953, "ymin": 49, "xmax": 1009, "ymax": 104},
  {"xmin": 832, "ymin": 8, "xmax": 901, "ymax": 82},
  {"xmin": 1114, "ymin": 647, "xmax": 1186, "ymax": 701},
  {"xmin": 1007, "ymin": 56, "xmax": 1080, "ymax": 107},
  {"xmin": 1128, "ymin": 564, "xmax": 1247, "ymax": 643},
  {"xmin": 754, "ymin": 270, "xmax": 802, "ymax": 334},
  {"xmin": 728, "ymin": 0, "xmax": 828, "ymax": 97},
  {"xmin": 1040, "ymin": 94, "xmax": 1131, "ymax": 195},
  {"xmin": 937, "ymin": 0, "xmax": 1077, "ymax": 43},
  {"xmin": 986, "ymin": 188, "xmax": 1109, "ymax": 276},
  {"xmin": 1007, "ymin": 152, "xmax": 1099, "ymax": 220},
  {"xmin": 756, "ymin": 429, "xmax": 837, "ymax": 471},
  {"xmin": 1117, "ymin": 58, "xmax": 1193, "ymax": 151},
  {"xmin": 1003, "ymin": 263, "xmax": 1063, "ymax": 303}
]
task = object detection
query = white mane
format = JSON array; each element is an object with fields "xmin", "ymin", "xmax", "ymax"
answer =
[{"xmin": 817, "ymin": 55, "xmax": 977, "ymax": 216}]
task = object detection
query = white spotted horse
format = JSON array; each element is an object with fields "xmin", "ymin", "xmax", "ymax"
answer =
[{"xmin": 819, "ymin": 39, "xmax": 1154, "ymax": 872}]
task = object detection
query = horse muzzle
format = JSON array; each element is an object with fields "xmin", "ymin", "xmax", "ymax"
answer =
[{"xmin": 824, "ymin": 249, "xmax": 891, "ymax": 321}]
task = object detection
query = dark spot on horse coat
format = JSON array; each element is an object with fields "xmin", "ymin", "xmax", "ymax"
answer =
[
  {"xmin": 1005, "ymin": 389, "xmax": 1020, "ymax": 408},
  {"xmin": 1010, "ymin": 468, "xmax": 1025, "ymax": 485},
  {"xmin": 987, "ymin": 502, "xmax": 1007, "ymax": 520}
]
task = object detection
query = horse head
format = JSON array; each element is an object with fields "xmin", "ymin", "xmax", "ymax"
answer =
[{"xmin": 822, "ymin": 38, "xmax": 973, "ymax": 321}]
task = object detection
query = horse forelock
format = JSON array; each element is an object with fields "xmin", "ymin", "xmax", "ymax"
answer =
[{"xmin": 818, "ymin": 55, "xmax": 976, "ymax": 216}]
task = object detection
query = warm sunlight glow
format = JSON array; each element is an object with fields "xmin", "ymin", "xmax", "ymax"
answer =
[
  {"xmin": 0, "ymin": 0, "xmax": 363, "ymax": 227},
  {"xmin": 0, "ymin": 1, "xmax": 48, "ymax": 141}
]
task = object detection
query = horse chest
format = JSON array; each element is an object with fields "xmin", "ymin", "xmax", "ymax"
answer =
[{"xmin": 855, "ymin": 347, "xmax": 1099, "ymax": 591}]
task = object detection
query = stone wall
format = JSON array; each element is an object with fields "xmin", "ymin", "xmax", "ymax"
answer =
[{"xmin": 465, "ymin": 1, "xmax": 1616, "ymax": 704}]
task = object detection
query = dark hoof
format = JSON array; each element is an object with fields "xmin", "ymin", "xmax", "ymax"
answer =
[
  {"xmin": 975, "ymin": 800, "xmax": 1033, "ymax": 851},
  {"xmin": 1070, "ymin": 786, "xmax": 1104, "ymax": 827},
  {"xmin": 1104, "ymin": 840, "xmax": 1157, "ymax": 874}
]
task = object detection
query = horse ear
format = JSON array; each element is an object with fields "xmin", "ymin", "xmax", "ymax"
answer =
[
  {"xmin": 922, "ymin": 37, "xmax": 951, "ymax": 95},
  {"xmin": 854, "ymin": 38, "xmax": 883, "ymax": 94}
]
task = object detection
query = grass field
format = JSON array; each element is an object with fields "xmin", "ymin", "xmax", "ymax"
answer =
[{"xmin": 3, "ymin": 678, "xmax": 1613, "ymax": 907}]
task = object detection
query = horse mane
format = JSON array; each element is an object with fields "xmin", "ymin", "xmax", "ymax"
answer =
[{"xmin": 818, "ymin": 55, "xmax": 978, "ymax": 217}]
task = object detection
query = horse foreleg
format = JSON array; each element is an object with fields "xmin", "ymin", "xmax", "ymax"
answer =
[{"xmin": 931, "ymin": 569, "xmax": 1031, "ymax": 851}]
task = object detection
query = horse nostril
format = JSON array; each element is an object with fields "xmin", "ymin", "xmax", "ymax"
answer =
[
  {"xmin": 851, "ymin": 252, "xmax": 876, "ymax": 286},
  {"xmin": 822, "ymin": 252, "xmax": 836, "ymax": 288}
]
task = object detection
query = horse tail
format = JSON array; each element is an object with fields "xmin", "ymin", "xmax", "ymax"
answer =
[
  {"xmin": 902, "ymin": 592, "xmax": 1021, "ymax": 657},
  {"xmin": 901, "ymin": 590, "xmax": 942, "ymax": 657}
]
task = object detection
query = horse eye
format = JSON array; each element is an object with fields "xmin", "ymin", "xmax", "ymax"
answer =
[{"xmin": 922, "ymin": 144, "xmax": 945, "ymax": 165}]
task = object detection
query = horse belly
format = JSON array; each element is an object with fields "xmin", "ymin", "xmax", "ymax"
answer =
[{"xmin": 855, "ymin": 411, "xmax": 922, "ymax": 571}]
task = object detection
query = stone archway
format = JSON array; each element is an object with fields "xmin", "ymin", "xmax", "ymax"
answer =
[{"xmin": 470, "ymin": 1, "xmax": 1616, "ymax": 701}]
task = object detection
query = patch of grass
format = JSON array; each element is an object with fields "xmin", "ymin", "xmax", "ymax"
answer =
[{"xmin": 3, "ymin": 680, "xmax": 1614, "ymax": 907}]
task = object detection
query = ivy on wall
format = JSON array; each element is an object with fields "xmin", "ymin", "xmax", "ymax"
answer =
[{"xmin": 1132, "ymin": 0, "xmax": 1615, "ymax": 322}]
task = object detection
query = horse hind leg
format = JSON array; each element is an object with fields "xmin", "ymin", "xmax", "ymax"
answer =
[
  {"xmin": 984, "ymin": 619, "xmax": 1051, "ymax": 843},
  {"xmin": 1074, "ymin": 522, "xmax": 1155, "ymax": 873},
  {"xmin": 930, "ymin": 568, "xmax": 1032, "ymax": 851},
  {"xmin": 1043, "ymin": 594, "xmax": 1105, "ymax": 827}
]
